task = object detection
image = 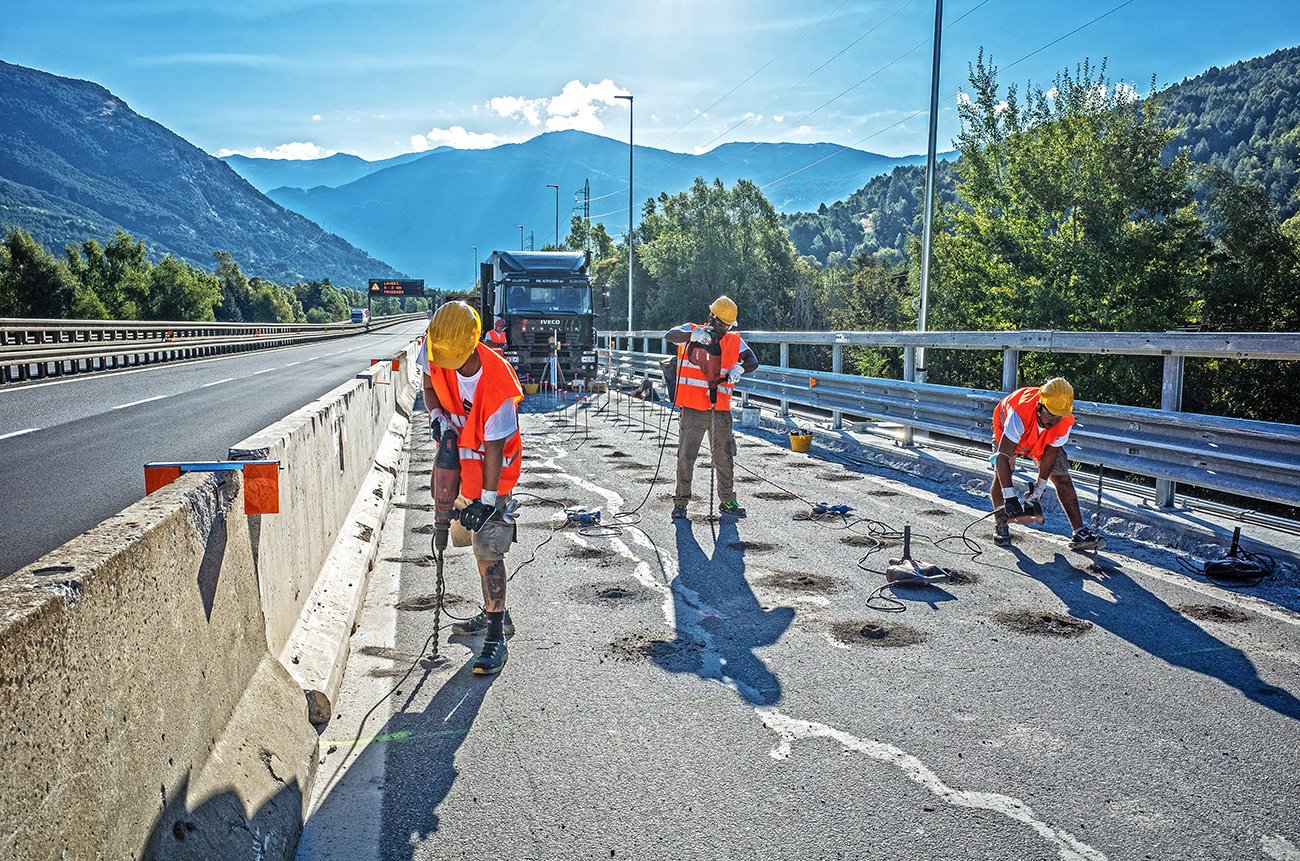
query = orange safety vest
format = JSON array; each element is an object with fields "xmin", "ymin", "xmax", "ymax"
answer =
[
  {"xmin": 674, "ymin": 324, "xmax": 741, "ymax": 412},
  {"xmin": 427, "ymin": 343, "xmax": 524, "ymax": 498},
  {"xmin": 993, "ymin": 387, "xmax": 1074, "ymax": 461},
  {"xmin": 485, "ymin": 328, "xmax": 506, "ymax": 354}
]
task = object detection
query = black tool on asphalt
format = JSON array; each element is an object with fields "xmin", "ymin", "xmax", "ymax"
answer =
[
  {"xmin": 1203, "ymin": 527, "xmax": 1268, "ymax": 581},
  {"xmin": 885, "ymin": 525, "xmax": 949, "ymax": 585}
]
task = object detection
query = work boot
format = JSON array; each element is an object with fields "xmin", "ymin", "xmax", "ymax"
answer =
[
  {"xmin": 671, "ymin": 505, "xmax": 688, "ymax": 520},
  {"xmin": 1070, "ymin": 527, "xmax": 1106, "ymax": 552},
  {"xmin": 472, "ymin": 638, "xmax": 508, "ymax": 675},
  {"xmin": 452, "ymin": 610, "xmax": 515, "ymax": 637},
  {"xmin": 993, "ymin": 523, "xmax": 1012, "ymax": 547},
  {"xmin": 719, "ymin": 501, "xmax": 747, "ymax": 518}
]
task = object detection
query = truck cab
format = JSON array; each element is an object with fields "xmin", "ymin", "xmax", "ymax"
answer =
[{"xmin": 480, "ymin": 250, "xmax": 597, "ymax": 386}]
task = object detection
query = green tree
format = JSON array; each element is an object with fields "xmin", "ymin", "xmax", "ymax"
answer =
[
  {"xmin": 0, "ymin": 227, "xmax": 77, "ymax": 318},
  {"xmin": 213, "ymin": 250, "xmax": 252, "ymax": 322},
  {"xmin": 147, "ymin": 256, "xmax": 221, "ymax": 321}
]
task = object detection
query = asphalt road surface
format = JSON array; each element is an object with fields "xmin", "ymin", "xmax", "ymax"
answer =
[
  {"xmin": 0, "ymin": 323, "xmax": 427, "ymax": 577},
  {"xmin": 299, "ymin": 393, "xmax": 1300, "ymax": 861}
]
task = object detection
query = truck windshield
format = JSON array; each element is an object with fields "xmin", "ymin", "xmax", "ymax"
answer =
[{"xmin": 506, "ymin": 285, "xmax": 591, "ymax": 314}]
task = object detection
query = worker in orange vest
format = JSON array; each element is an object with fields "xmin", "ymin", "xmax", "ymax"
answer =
[
  {"xmin": 484, "ymin": 316, "xmax": 507, "ymax": 353},
  {"xmin": 418, "ymin": 301, "xmax": 524, "ymax": 674},
  {"xmin": 991, "ymin": 377, "xmax": 1104, "ymax": 551},
  {"xmin": 665, "ymin": 295, "xmax": 759, "ymax": 520}
]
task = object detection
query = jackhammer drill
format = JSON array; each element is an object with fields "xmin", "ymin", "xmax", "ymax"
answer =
[{"xmin": 427, "ymin": 426, "xmax": 460, "ymax": 659}]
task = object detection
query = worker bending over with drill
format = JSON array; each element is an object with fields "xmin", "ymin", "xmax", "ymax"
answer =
[
  {"xmin": 665, "ymin": 295, "xmax": 760, "ymax": 520},
  {"xmin": 419, "ymin": 301, "xmax": 525, "ymax": 675},
  {"xmin": 990, "ymin": 377, "xmax": 1104, "ymax": 551}
]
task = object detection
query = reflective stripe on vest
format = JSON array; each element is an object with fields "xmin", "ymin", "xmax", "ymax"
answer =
[{"xmin": 674, "ymin": 325, "xmax": 741, "ymax": 412}]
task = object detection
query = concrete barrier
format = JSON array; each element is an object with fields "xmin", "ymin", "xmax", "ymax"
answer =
[{"xmin": 0, "ymin": 339, "xmax": 422, "ymax": 859}]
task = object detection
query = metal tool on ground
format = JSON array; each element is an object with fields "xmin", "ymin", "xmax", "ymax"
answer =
[
  {"xmin": 1203, "ymin": 526, "xmax": 1268, "ymax": 581},
  {"xmin": 429, "ymin": 427, "xmax": 461, "ymax": 660},
  {"xmin": 566, "ymin": 508, "xmax": 602, "ymax": 527},
  {"xmin": 1004, "ymin": 480, "xmax": 1045, "ymax": 525},
  {"xmin": 811, "ymin": 502, "xmax": 854, "ymax": 518},
  {"xmin": 885, "ymin": 525, "xmax": 949, "ymax": 585}
]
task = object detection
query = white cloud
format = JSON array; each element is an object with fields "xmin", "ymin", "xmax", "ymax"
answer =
[
  {"xmin": 216, "ymin": 141, "xmax": 335, "ymax": 160},
  {"xmin": 773, "ymin": 114, "xmax": 784, "ymax": 123},
  {"xmin": 956, "ymin": 91, "xmax": 972, "ymax": 106},
  {"xmin": 489, "ymin": 95, "xmax": 545, "ymax": 126},
  {"xmin": 410, "ymin": 126, "xmax": 504, "ymax": 151},
  {"xmin": 545, "ymin": 79, "xmax": 630, "ymax": 132},
  {"xmin": 311, "ymin": 114, "xmax": 321, "ymax": 121}
]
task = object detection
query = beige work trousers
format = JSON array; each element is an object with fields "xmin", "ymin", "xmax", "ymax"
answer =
[{"xmin": 674, "ymin": 406, "xmax": 737, "ymax": 506}]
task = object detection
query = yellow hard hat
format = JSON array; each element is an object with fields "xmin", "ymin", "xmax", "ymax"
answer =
[
  {"xmin": 709, "ymin": 295, "xmax": 738, "ymax": 326},
  {"xmin": 426, "ymin": 301, "xmax": 481, "ymax": 369},
  {"xmin": 1039, "ymin": 377, "xmax": 1074, "ymax": 416}
]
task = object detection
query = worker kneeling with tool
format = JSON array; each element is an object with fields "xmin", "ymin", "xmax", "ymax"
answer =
[
  {"xmin": 664, "ymin": 295, "xmax": 760, "ymax": 521},
  {"xmin": 420, "ymin": 300, "xmax": 525, "ymax": 675},
  {"xmin": 990, "ymin": 377, "xmax": 1104, "ymax": 552}
]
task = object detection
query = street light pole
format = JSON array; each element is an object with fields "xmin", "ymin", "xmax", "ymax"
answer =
[
  {"xmin": 516, "ymin": 224, "xmax": 524, "ymax": 251},
  {"xmin": 547, "ymin": 183, "xmax": 560, "ymax": 249},
  {"xmin": 614, "ymin": 93, "xmax": 633, "ymax": 330},
  {"xmin": 917, "ymin": 0, "xmax": 943, "ymax": 387}
]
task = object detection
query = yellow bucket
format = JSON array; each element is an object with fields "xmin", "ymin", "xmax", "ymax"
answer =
[
  {"xmin": 523, "ymin": 383, "xmax": 540, "ymax": 395},
  {"xmin": 789, "ymin": 430, "xmax": 813, "ymax": 453}
]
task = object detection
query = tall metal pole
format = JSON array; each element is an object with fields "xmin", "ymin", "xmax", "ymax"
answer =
[
  {"xmin": 615, "ymin": 94, "xmax": 634, "ymax": 330},
  {"xmin": 516, "ymin": 224, "xmax": 524, "ymax": 251},
  {"xmin": 472, "ymin": 245, "xmax": 478, "ymax": 292},
  {"xmin": 547, "ymin": 183, "xmax": 560, "ymax": 248},
  {"xmin": 916, "ymin": 0, "xmax": 943, "ymax": 387}
]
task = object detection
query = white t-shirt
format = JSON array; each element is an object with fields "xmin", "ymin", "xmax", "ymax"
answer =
[
  {"xmin": 416, "ymin": 345, "xmax": 518, "ymax": 440},
  {"xmin": 1001, "ymin": 409, "xmax": 1070, "ymax": 447}
]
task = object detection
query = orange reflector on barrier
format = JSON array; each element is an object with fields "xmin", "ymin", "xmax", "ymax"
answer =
[
  {"xmin": 809, "ymin": 376, "xmax": 818, "ymax": 388},
  {"xmin": 242, "ymin": 462, "xmax": 280, "ymax": 515},
  {"xmin": 144, "ymin": 464, "xmax": 182, "ymax": 495}
]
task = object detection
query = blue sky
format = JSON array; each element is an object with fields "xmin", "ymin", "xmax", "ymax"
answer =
[{"xmin": 4, "ymin": 0, "xmax": 1298, "ymax": 161}]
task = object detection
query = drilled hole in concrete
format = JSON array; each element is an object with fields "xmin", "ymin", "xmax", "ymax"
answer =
[
  {"xmin": 726, "ymin": 540, "xmax": 777, "ymax": 553},
  {"xmin": 991, "ymin": 609, "xmax": 1092, "ymax": 638},
  {"xmin": 755, "ymin": 570, "xmax": 840, "ymax": 593},
  {"xmin": 590, "ymin": 444, "xmax": 615, "ymax": 449},
  {"xmin": 787, "ymin": 462, "xmax": 817, "ymax": 469},
  {"xmin": 568, "ymin": 580, "xmax": 655, "ymax": 606},
  {"xmin": 395, "ymin": 592, "xmax": 473, "ymax": 612},
  {"xmin": 735, "ymin": 475, "xmax": 762, "ymax": 483},
  {"xmin": 755, "ymin": 490, "xmax": 797, "ymax": 501},
  {"xmin": 609, "ymin": 451, "xmax": 630, "ymax": 458},
  {"xmin": 410, "ymin": 524, "xmax": 436, "ymax": 535},
  {"xmin": 518, "ymin": 479, "xmax": 566, "ymax": 490},
  {"xmin": 920, "ymin": 508, "xmax": 952, "ymax": 517},
  {"xmin": 831, "ymin": 620, "xmax": 927, "ymax": 648},
  {"xmin": 383, "ymin": 555, "xmax": 435, "ymax": 567},
  {"xmin": 566, "ymin": 544, "xmax": 616, "ymax": 560},
  {"xmin": 394, "ymin": 502, "xmax": 435, "ymax": 511},
  {"xmin": 1176, "ymin": 604, "xmax": 1250, "ymax": 623},
  {"xmin": 817, "ymin": 472, "xmax": 861, "ymax": 482},
  {"xmin": 870, "ymin": 490, "xmax": 900, "ymax": 498},
  {"xmin": 604, "ymin": 632, "xmax": 703, "ymax": 665},
  {"xmin": 944, "ymin": 569, "xmax": 980, "ymax": 585},
  {"xmin": 840, "ymin": 534, "xmax": 883, "ymax": 548}
]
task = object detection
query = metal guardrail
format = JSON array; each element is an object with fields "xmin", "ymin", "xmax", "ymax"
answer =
[
  {"xmin": 0, "ymin": 313, "xmax": 426, "ymax": 384},
  {"xmin": 596, "ymin": 329, "xmax": 1300, "ymax": 510}
]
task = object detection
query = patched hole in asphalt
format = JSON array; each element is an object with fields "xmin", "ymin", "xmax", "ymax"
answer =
[
  {"xmin": 787, "ymin": 462, "xmax": 817, "ymax": 469},
  {"xmin": 840, "ymin": 534, "xmax": 883, "ymax": 548},
  {"xmin": 604, "ymin": 633, "xmax": 704, "ymax": 666},
  {"xmin": 991, "ymin": 609, "xmax": 1092, "ymax": 638},
  {"xmin": 735, "ymin": 475, "xmax": 762, "ymax": 483},
  {"xmin": 761, "ymin": 451, "xmax": 786, "ymax": 458},
  {"xmin": 727, "ymin": 540, "xmax": 777, "ymax": 553},
  {"xmin": 756, "ymin": 570, "xmax": 840, "ymax": 593},
  {"xmin": 755, "ymin": 490, "xmax": 797, "ymax": 500},
  {"xmin": 383, "ymin": 555, "xmax": 435, "ymax": 567},
  {"xmin": 1176, "ymin": 604, "xmax": 1250, "ymax": 623},
  {"xmin": 944, "ymin": 569, "xmax": 979, "ymax": 585},
  {"xmin": 612, "ymin": 463, "xmax": 644, "ymax": 471},
  {"xmin": 410, "ymin": 524, "xmax": 436, "ymax": 535},
  {"xmin": 395, "ymin": 592, "xmax": 473, "ymax": 612},
  {"xmin": 590, "ymin": 444, "xmax": 615, "ymax": 449},
  {"xmin": 394, "ymin": 502, "xmax": 435, "ymax": 511},
  {"xmin": 568, "ymin": 580, "xmax": 655, "ymax": 605},
  {"xmin": 817, "ymin": 472, "xmax": 862, "ymax": 482},
  {"xmin": 566, "ymin": 544, "xmax": 616, "ymax": 559},
  {"xmin": 609, "ymin": 451, "xmax": 630, "ymax": 458},
  {"xmin": 920, "ymin": 508, "xmax": 952, "ymax": 517},
  {"xmin": 633, "ymin": 476, "xmax": 662, "ymax": 484},
  {"xmin": 518, "ymin": 496, "xmax": 580, "ymax": 508},
  {"xmin": 870, "ymin": 490, "xmax": 900, "ymax": 497},
  {"xmin": 831, "ymin": 620, "xmax": 927, "ymax": 647},
  {"xmin": 518, "ymin": 479, "xmax": 566, "ymax": 490}
]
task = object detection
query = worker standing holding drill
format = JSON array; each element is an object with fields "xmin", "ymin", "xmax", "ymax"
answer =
[
  {"xmin": 419, "ymin": 301, "xmax": 524, "ymax": 675},
  {"xmin": 990, "ymin": 377, "xmax": 1104, "ymax": 551},
  {"xmin": 665, "ymin": 296, "xmax": 760, "ymax": 520}
]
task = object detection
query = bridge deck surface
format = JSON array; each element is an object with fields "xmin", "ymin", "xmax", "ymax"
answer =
[{"xmin": 299, "ymin": 393, "xmax": 1300, "ymax": 861}]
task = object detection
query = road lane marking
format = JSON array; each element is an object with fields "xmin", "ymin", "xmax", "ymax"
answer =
[
  {"xmin": 200, "ymin": 377, "xmax": 236, "ymax": 388},
  {"xmin": 250, "ymin": 368, "xmax": 277, "ymax": 376},
  {"xmin": 0, "ymin": 427, "xmax": 40, "ymax": 440},
  {"xmin": 112, "ymin": 395, "xmax": 168, "ymax": 410},
  {"xmin": 1263, "ymin": 834, "xmax": 1300, "ymax": 860},
  {"xmin": 283, "ymin": 361, "xmax": 303, "ymax": 368}
]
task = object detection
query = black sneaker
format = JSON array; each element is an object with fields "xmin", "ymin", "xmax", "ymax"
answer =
[
  {"xmin": 1070, "ymin": 527, "xmax": 1106, "ymax": 552},
  {"xmin": 451, "ymin": 610, "xmax": 515, "ymax": 637},
  {"xmin": 719, "ymin": 501, "xmax": 747, "ymax": 518},
  {"xmin": 472, "ymin": 638, "xmax": 508, "ymax": 675},
  {"xmin": 993, "ymin": 524, "xmax": 1012, "ymax": 547},
  {"xmin": 671, "ymin": 505, "xmax": 688, "ymax": 520}
]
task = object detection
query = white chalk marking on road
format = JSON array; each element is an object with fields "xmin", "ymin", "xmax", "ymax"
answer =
[
  {"xmin": 1263, "ymin": 834, "xmax": 1300, "ymax": 860},
  {"xmin": 200, "ymin": 377, "xmax": 236, "ymax": 388},
  {"xmin": 250, "ymin": 367, "xmax": 277, "ymax": 376},
  {"xmin": 112, "ymin": 394, "xmax": 167, "ymax": 410},
  {"xmin": 756, "ymin": 709, "xmax": 1108, "ymax": 861},
  {"xmin": 0, "ymin": 427, "xmax": 41, "ymax": 440}
]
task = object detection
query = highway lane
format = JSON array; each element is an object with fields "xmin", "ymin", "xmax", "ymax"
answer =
[
  {"xmin": 302, "ymin": 394, "xmax": 1300, "ymax": 861},
  {"xmin": 0, "ymin": 322, "xmax": 427, "ymax": 577}
]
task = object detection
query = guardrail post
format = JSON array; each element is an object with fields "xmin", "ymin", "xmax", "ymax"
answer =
[
  {"xmin": 1155, "ymin": 353, "xmax": 1185, "ymax": 507},
  {"xmin": 1002, "ymin": 349, "xmax": 1019, "ymax": 392},
  {"xmin": 831, "ymin": 343, "xmax": 843, "ymax": 430},
  {"xmin": 779, "ymin": 341, "xmax": 790, "ymax": 417},
  {"xmin": 901, "ymin": 347, "xmax": 916, "ymax": 447}
]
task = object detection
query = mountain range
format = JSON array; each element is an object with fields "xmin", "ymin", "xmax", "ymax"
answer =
[
  {"xmin": 0, "ymin": 61, "xmax": 402, "ymax": 287},
  {"xmin": 219, "ymin": 149, "xmax": 443, "ymax": 193}
]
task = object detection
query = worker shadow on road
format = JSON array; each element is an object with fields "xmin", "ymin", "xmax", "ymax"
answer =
[
  {"xmin": 654, "ymin": 517, "xmax": 795, "ymax": 706},
  {"xmin": 1013, "ymin": 548, "xmax": 1300, "ymax": 722},
  {"xmin": 305, "ymin": 655, "xmax": 498, "ymax": 857}
]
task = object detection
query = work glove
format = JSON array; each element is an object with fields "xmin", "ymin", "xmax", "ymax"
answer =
[
  {"xmin": 1025, "ymin": 479, "xmax": 1047, "ymax": 503},
  {"xmin": 689, "ymin": 327, "xmax": 713, "ymax": 345},
  {"xmin": 725, "ymin": 365, "xmax": 744, "ymax": 386},
  {"xmin": 458, "ymin": 499, "xmax": 497, "ymax": 533},
  {"xmin": 1002, "ymin": 495, "xmax": 1025, "ymax": 519}
]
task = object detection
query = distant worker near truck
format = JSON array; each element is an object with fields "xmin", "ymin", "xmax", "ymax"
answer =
[
  {"xmin": 665, "ymin": 295, "xmax": 760, "ymax": 521},
  {"xmin": 990, "ymin": 377, "xmax": 1104, "ymax": 552},
  {"xmin": 484, "ymin": 316, "xmax": 507, "ymax": 354}
]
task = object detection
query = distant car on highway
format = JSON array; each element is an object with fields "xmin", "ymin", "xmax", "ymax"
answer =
[{"xmin": 350, "ymin": 307, "xmax": 371, "ymax": 328}]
